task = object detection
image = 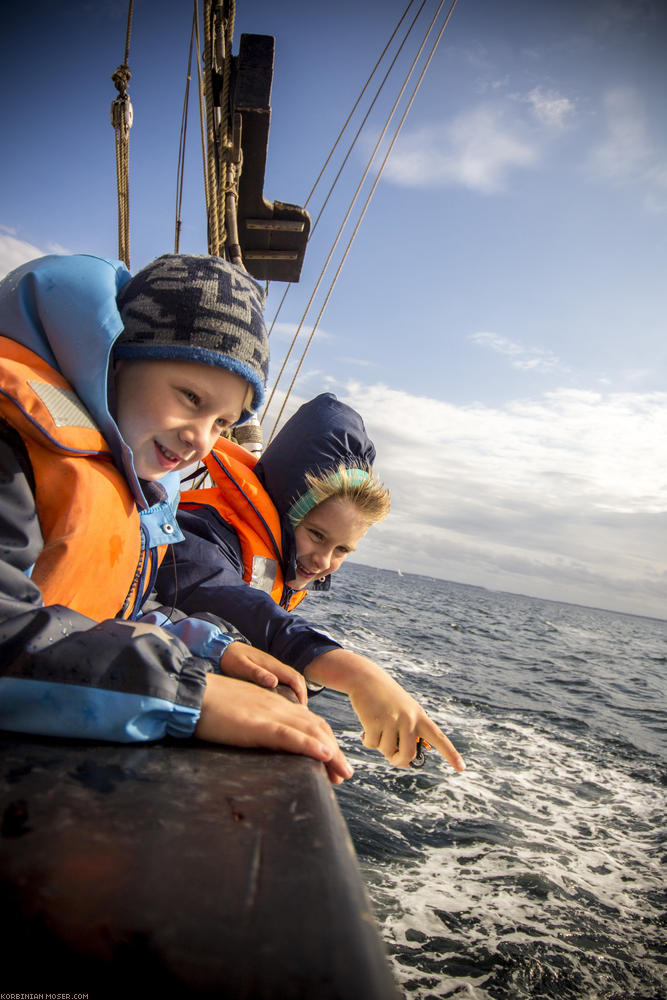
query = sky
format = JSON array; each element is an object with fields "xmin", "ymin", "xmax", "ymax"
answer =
[{"xmin": 1, "ymin": 0, "xmax": 666, "ymax": 619}]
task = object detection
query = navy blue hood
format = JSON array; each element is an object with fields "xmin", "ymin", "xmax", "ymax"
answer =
[
  {"xmin": 256, "ymin": 393, "xmax": 376, "ymax": 518},
  {"xmin": 256, "ymin": 393, "xmax": 376, "ymax": 593}
]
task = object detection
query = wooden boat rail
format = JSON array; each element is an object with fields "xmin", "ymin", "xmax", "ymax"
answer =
[{"xmin": 0, "ymin": 731, "xmax": 401, "ymax": 999}]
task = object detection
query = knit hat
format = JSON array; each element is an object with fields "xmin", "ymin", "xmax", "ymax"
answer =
[{"xmin": 114, "ymin": 253, "xmax": 268, "ymax": 418}]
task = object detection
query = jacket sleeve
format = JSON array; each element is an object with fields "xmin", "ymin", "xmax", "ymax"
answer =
[
  {"xmin": 155, "ymin": 505, "xmax": 342, "ymax": 674},
  {"xmin": 0, "ymin": 434, "xmax": 211, "ymax": 743}
]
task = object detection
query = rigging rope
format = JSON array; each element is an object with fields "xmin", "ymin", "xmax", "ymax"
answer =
[
  {"xmin": 264, "ymin": 0, "xmax": 460, "ymax": 442},
  {"xmin": 110, "ymin": 0, "xmax": 134, "ymax": 268},
  {"xmin": 303, "ymin": 0, "xmax": 421, "ymax": 216},
  {"xmin": 175, "ymin": 11, "xmax": 197, "ymax": 252},
  {"xmin": 263, "ymin": 0, "xmax": 429, "ymax": 417},
  {"xmin": 194, "ymin": 5, "xmax": 210, "ymax": 214},
  {"xmin": 264, "ymin": 0, "xmax": 422, "ymax": 332},
  {"xmin": 303, "ymin": 0, "xmax": 429, "ymax": 256}
]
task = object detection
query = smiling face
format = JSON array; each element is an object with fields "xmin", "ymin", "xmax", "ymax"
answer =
[
  {"xmin": 114, "ymin": 358, "xmax": 249, "ymax": 480},
  {"xmin": 287, "ymin": 497, "xmax": 369, "ymax": 590}
]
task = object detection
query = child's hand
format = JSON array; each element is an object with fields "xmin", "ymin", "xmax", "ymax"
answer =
[
  {"xmin": 352, "ymin": 673, "xmax": 465, "ymax": 772},
  {"xmin": 305, "ymin": 650, "xmax": 465, "ymax": 772},
  {"xmin": 220, "ymin": 641, "xmax": 308, "ymax": 705},
  {"xmin": 195, "ymin": 674, "xmax": 353, "ymax": 785}
]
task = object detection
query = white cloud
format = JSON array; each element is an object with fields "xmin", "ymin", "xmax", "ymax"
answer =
[
  {"xmin": 525, "ymin": 86, "xmax": 575, "ymax": 130},
  {"xmin": 268, "ymin": 320, "xmax": 333, "ymax": 343},
  {"xmin": 0, "ymin": 232, "xmax": 45, "ymax": 279},
  {"xmin": 382, "ymin": 82, "xmax": 576, "ymax": 194},
  {"xmin": 470, "ymin": 331, "xmax": 565, "ymax": 374},
  {"xmin": 315, "ymin": 380, "xmax": 667, "ymax": 618},
  {"xmin": 384, "ymin": 105, "xmax": 539, "ymax": 193}
]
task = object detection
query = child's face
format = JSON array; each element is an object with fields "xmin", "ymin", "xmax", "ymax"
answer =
[
  {"xmin": 114, "ymin": 358, "xmax": 249, "ymax": 480},
  {"xmin": 288, "ymin": 498, "xmax": 369, "ymax": 590}
]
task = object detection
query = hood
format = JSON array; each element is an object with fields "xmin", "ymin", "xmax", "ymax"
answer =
[
  {"xmin": 256, "ymin": 393, "xmax": 376, "ymax": 519},
  {"xmin": 0, "ymin": 253, "xmax": 146, "ymax": 506}
]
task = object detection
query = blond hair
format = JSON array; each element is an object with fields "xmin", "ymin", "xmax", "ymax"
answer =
[{"xmin": 289, "ymin": 463, "xmax": 391, "ymax": 527}]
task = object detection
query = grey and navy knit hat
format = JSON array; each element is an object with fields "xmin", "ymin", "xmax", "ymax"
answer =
[{"xmin": 114, "ymin": 253, "xmax": 268, "ymax": 418}]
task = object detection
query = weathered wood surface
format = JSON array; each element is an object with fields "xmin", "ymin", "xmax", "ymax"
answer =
[{"xmin": 0, "ymin": 732, "xmax": 400, "ymax": 999}]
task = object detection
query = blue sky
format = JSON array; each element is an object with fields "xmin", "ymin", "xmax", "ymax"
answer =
[{"xmin": 1, "ymin": 0, "xmax": 666, "ymax": 619}]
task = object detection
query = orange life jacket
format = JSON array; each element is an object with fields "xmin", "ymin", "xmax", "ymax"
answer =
[
  {"xmin": 179, "ymin": 437, "xmax": 307, "ymax": 612},
  {"xmin": 0, "ymin": 336, "xmax": 156, "ymax": 621}
]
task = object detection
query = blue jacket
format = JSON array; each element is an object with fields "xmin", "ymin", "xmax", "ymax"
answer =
[
  {"xmin": 156, "ymin": 393, "xmax": 376, "ymax": 674},
  {"xmin": 0, "ymin": 254, "xmax": 233, "ymax": 743}
]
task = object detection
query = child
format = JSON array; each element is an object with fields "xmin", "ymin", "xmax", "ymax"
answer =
[
  {"xmin": 157, "ymin": 393, "xmax": 465, "ymax": 771},
  {"xmin": 0, "ymin": 253, "xmax": 352, "ymax": 783}
]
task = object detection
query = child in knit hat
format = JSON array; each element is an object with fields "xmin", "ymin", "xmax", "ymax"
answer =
[{"xmin": 0, "ymin": 252, "xmax": 352, "ymax": 784}]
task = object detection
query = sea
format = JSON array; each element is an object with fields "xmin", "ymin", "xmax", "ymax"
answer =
[{"xmin": 307, "ymin": 562, "xmax": 666, "ymax": 1000}]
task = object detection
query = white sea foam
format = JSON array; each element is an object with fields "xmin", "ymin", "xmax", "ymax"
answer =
[
  {"xmin": 351, "ymin": 707, "xmax": 665, "ymax": 999},
  {"xmin": 311, "ymin": 565, "xmax": 666, "ymax": 999}
]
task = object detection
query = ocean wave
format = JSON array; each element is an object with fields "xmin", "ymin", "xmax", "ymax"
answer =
[{"xmin": 311, "ymin": 564, "xmax": 667, "ymax": 999}]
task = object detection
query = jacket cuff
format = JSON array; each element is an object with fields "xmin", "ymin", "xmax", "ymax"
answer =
[{"xmin": 140, "ymin": 611, "xmax": 235, "ymax": 663}]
